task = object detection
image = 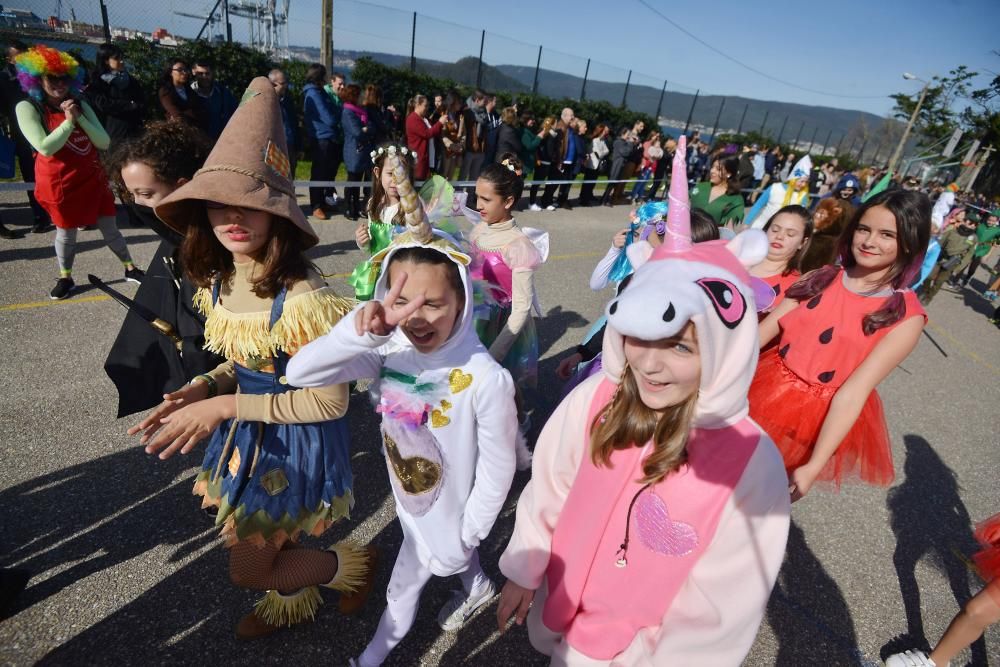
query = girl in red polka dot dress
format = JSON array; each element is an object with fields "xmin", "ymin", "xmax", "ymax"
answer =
[{"xmin": 749, "ymin": 190, "xmax": 931, "ymax": 501}]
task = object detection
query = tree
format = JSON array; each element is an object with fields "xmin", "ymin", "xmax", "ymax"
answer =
[{"xmin": 890, "ymin": 66, "xmax": 978, "ymax": 147}]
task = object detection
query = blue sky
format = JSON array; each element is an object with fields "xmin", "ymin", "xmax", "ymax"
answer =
[{"xmin": 64, "ymin": 0, "xmax": 1000, "ymax": 116}]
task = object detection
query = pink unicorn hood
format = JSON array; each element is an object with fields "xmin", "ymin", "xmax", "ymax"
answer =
[{"xmin": 603, "ymin": 135, "xmax": 768, "ymax": 428}]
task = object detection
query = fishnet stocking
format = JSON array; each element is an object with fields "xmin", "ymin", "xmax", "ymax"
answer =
[{"xmin": 229, "ymin": 538, "xmax": 338, "ymax": 593}]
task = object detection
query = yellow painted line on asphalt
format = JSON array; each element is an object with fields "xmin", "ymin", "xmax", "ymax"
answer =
[
  {"xmin": 0, "ymin": 294, "xmax": 111, "ymax": 312},
  {"xmin": 926, "ymin": 320, "xmax": 1000, "ymax": 376},
  {"xmin": 2, "ymin": 252, "xmax": 601, "ymax": 312}
]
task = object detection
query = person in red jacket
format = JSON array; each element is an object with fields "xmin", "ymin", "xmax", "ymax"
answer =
[{"xmin": 405, "ymin": 94, "xmax": 444, "ymax": 180}]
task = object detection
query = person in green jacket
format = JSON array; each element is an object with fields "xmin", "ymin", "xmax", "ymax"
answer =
[
  {"xmin": 921, "ymin": 215, "xmax": 979, "ymax": 305},
  {"xmin": 955, "ymin": 208, "xmax": 1000, "ymax": 289},
  {"xmin": 518, "ymin": 111, "xmax": 542, "ymax": 177},
  {"xmin": 688, "ymin": 155, "xmax": 745, "ymax": 226}
]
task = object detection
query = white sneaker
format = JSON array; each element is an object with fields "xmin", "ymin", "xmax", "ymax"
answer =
[
  {"xmin": 545, "ymin": 205, "xmax": 557, "ymax": 211},
  {"xmin": 437, "ymin": 580, "xmax": 497, "ymax": 631},
  {"xmin": 528, "ymin": 203, "xmax": 542, "ymax": 212},
  {"xmin": 325, "ymin": 194, "xmax": 339, "ymax": 207},
  {"xmin": 884, "ymin": 649, "xmax": 939, "ymax": 667}
]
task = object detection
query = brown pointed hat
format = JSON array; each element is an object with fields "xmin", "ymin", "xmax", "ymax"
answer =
[{"xmin": 155, "ymin": 76, "xmax": 317, "ymax": 248}]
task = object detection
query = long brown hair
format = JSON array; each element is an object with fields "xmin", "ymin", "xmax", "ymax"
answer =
[
  {"xmin": 590, "ymin": 355, "xmax": 699, "ymax": 485},
  {"xmin": 181, "ymin": 206, "xmax": 313, "ymax": 299},
  {"xmin": 763, "ymin": 205, "xmax": 814, "ymax": 276},
  {"xmin": 367, "ymin": 144, "xmax": 411, "ymax": 225},
  {"xmin": 787, "ymin": 190, "xmax": 930, "ymax": 335}
]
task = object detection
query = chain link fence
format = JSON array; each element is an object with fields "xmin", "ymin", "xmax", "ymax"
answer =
[{"xmin": 3, "ymin": 0, "xmax": 861, "ymax": 158}]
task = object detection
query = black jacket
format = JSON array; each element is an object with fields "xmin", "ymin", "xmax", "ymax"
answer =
[
  {"xmin": 495, "ymin": 123, "xmax": 524, "ymax": 162},
  {"xmin": 87, "ymin": 73, "xmax": 147, "ymax": 146}
]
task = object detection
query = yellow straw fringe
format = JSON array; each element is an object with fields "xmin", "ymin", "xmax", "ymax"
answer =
[
  {"xmin": 253, "ymin": 586, "xmax": 323, "ymax": 626},
  {"xmin": 324, "ymin": 541, "xmax": 371, "ymax": 594},
  {"xmin": 193, "ymin": 286, "xmax": 355, "ymax": 361}
]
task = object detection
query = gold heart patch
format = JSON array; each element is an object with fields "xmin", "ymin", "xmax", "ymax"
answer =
[
  {"xmin": 440, "ymin": 399, "xmax": 452, "ymax": 411},
  {"xmin": 449, "ymin": 369, "xmax": 473, "ymax": 394},
  {"xmin": 430, "ymin": 409, "xmax": 451, "ymax": 428}
]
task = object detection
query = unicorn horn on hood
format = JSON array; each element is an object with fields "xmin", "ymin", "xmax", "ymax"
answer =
[
  {"xmin": 664, "ymin": 134, "xmax": 692, "ymax": 252},
  {"xmin": 388, "ymin": 152, "xmax": 433, "ymax": 244}
]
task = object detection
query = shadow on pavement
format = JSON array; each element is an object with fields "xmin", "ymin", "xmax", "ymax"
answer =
[
  {"xmin": 767, "ymin": 521, "xmax": 865, "ymax": 666},
  {"xmin": 0, "ymin": 234, "xmax": 162, "ymax": 264},
  {"xmin": 882, "ymin": 434, "xmax": 988, "ymax": 665}
]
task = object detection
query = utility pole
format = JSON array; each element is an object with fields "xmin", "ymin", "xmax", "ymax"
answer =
[
  {"xmin": 793, "ymin": 121, "xmax": 805, "ymax": 148},
  {"xmin": 822, "ymin": 129, "xmax": 834, "ymax": 155},
  {"xmin": 320, "ymin": 0, "xmax": 332, "ymax": 71},
  {"xmin": 580, "ymin": 59, "xmax": 590, "ymax": 101},
  {"xmin": 758, "ymin": 109, "xmax": 770, "ymax": 137},
  {"xmin": 835, "ymin": 134, "xmax": 845, "ymax": 156},
  {"xmin": 410, "ymin": 12, "xmax": 416, "ymax": 73},
  {"xmin": 223, "ymin": 0, "xmax": 232, "ymax": 43},
  {"xmin": 967, "ymin": 145, "xmax": 995, "ymax": 190},
  {"xmin": 776, "ymin": 115, "xmax": 789, "ymax": 144},
  {"xmin": 807, "ymin": 126, "xmax": 819, "ymax": 153},
  {"xmin": 888, "ymin": 78, "xmax": 930, "ymax": 173}
]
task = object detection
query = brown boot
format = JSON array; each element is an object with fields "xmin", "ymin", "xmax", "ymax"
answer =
[
  {"xmin": 337, "ymin": 545, "xmax": 378, "ymax": 615},
  {"xmin": 235, "ymin": 610, "xmax": 281, "ymax": 641}
]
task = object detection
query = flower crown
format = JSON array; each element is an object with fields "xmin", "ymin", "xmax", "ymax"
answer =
[
  {"xmin": 501, "ymin": 158, "xmax": 523, "ymax": 177},
  {"xmin": 370, "ymin": 145, "xmax": 410, "ymax": 161}
]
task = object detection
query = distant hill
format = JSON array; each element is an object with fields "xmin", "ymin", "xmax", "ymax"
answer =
[{"xmin": 295, "ymin": 47, "xmax": 892, "ymax": 148}]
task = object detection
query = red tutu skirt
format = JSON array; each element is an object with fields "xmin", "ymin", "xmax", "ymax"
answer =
[
  {"xmin": 748, "ymin": 347, "xmax": 895, "ymax": 488},
  {"xmin": 974, "ymin": 513, "xmax": 1000, "ymax": 605}
]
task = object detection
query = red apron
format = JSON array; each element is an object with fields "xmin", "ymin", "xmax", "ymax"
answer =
[{"xmin": 32, "ymin": 104, "xmax": 116, "ymax": 229}]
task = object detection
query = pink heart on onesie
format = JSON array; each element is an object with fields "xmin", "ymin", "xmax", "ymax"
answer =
[{"xmin": 635, "ymin": 492, "xmax": 698, "ymax": 557}]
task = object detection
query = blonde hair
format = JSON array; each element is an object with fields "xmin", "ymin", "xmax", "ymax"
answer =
[
  {"xmin": 590, "ymin": 359, "xmax": 699, "ymax": 484},
  {"xmin": 500, "ymin": 106, "xmax": 518, "ymax": 126}
]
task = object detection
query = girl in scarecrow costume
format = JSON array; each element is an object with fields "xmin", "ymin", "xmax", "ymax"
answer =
[
  {"xmin": 746, "ymin": 155, "xmax": 813, "ymax": 229},
  {"xmin": 129, "ymin": 77, "xmax": 372, "ymax": 640},
  {"xmin": 496, "ymin": 136, "xmax": 790, "ymax": 664},
  {"xmin": 287, "ymin": 154, "xmax": 519, "ymax": 666},
  {"xmin": 14, "ymin": 45, "xmax": 143, "ymax": 300}
]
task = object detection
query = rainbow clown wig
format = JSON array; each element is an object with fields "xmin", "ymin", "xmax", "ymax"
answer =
[{"xmin": 14, "ymin": 45, "xmax": 84, "ymax": 102}]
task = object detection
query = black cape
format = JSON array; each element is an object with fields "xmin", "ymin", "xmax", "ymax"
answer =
[{"xmin": 104, "ymin": 204, "xmax": 225, "ymax": 417}]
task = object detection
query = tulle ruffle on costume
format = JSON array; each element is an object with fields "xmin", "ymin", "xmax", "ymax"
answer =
[
  {"xmin": 476, "ymin": 303, "xmax": 538, "ymax": 389},
  {"xmin": 348, "ymin": 220, "xmax": 396, "ymax": 301},
  {"xmin": 974, "ymin": 512, "xmax": 1000, "ymax": 582},
  {"xmin": 748, "ymin": 347, "xmax": 895, "ymax": 487}
]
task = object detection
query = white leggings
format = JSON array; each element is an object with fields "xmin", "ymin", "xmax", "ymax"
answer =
[
  {"xmin": 356, "ymin": 534, "xmax": 489, "ymax": 666},
  {"xmin": 54, "ymin": 215, "xmax": 132, "ymax": 275}
]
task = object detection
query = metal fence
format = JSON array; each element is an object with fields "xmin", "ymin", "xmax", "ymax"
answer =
[{"xmin": 5, "ymin": 0, "xmax": 894, "ymax": 163}]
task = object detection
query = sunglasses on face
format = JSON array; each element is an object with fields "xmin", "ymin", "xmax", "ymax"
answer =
[{"xmin": 172, "ymin": 67, "xmax": 190, "ymax": 73}]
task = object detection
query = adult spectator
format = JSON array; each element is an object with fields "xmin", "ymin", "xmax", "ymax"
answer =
[
  {"xmin": 482, "ymin": 93, "xmax": 501, "ymax": 166},
  {"xmin": 157, "ymin": 58, "xmax": 202, "ymax": 127},
  {"xmin": 541, "ymin": 108, "xmax": 578, "ymax": 210},
  {"xmin": 86, "ymin": 43, "xmax": 145, "ymax": 151},
  {"xmin": 268, "ymin": 68, "xmax": 299, "ymax": 177},
  {"xmin": 405, "ymin": 93, "xmax": 444, "ymax": 180},
  {"xmin": 439, "ymin": 91, "xmax": 465, "ymax": 180},
  {"xmin": 494, "ymin": 106, "xmax": 523, "ymax": 164},
  {"xmin": 429, "ymin": 93, "xmax": 446, "ymax": 172},
  {"xmin": 341, "ymin": 83, "xmax": 372, "ymax": 221},
  {"xmin": 630, "ymin": 130, "xmax": 663, "ymax": 203},
  {"xmin": 517, "ymin": 111, "xmax": 539, "ymax": 178},
  {"xmin": 302, "ymin": 63, "xmax": 341, "ymax": 220},
  {"xmin": 620, "ymin": 120, "xmax": 644, "ymax": 194},
  {"xmin": 750, "ymin": 144, "xmax": 766, "ymax": 189},
  {"xmin": 0, "ymin": 39, "xmax": 49, "ymax": 233},
  {"xmin": 459, "ymin": 89, "xmax": 488, "ymax": 204},
  {"xmin": 527, "ymin": 115, "xmax": 556, "ymax": 211},
  {"xmin": 579, "ymin": 123, "xmax": 609, "ymax": 207},
  {"xmin": 931, "ymin": 183, "xmax": 959, "ymax": 229},
  {"xmin": 647, "ymin": 137, "xmax": 675, "ymax": 201},
  {"xmin": 362, "ymin": 83, "xmax": 390, "ymax": 146},
  {"xmin": 321, "ymin": 72, "xmax": 345, "ymax": 207},
  {"xmin": 689, "ymin": 155, "xmax": 745, "ymax": 226},
  {"xmin": 601, "ymin": 126, "xmax": 633, "ymax": 206},
  {"xmin": 190, "ymin": 59, "xmax": 236, "ymax": 141}
]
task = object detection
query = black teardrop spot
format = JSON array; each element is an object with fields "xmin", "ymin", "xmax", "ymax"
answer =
[
  {"xmin": 609, "ymin": 300, "xmax": 618, "ymax": 315},
  {"xmin": 819, "ymin": 327, "xmax": 834, "ymax": 344},
  {"xmin": 773, "ymin": 284, "xmax": 782, "ymax": 296},
  {"xmin": 662, "ymin": 303, "xmax": 676, "ymax": 322},
  {"xmin": 818, "ymin": 370, "xmax": 836, "ymax": 383},
  {"xmin": 806, "ymin": 294, "xmax": 823, "ymax": 309},
  {"xmin": 778, "ymin": 344, "xmax": 790, "ymax": 358}
]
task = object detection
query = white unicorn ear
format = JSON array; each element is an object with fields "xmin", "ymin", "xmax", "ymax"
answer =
[
  {"xmin": 626, "ymin": 240, "xmax": 655, "ymax": 269},
  {"xmin": 725, "ymin": 229, "xmax": 769, "ymax": 268}
]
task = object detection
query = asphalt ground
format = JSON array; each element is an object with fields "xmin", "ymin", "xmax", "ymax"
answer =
[{"xmin": 0, "ymin": 191, "xmax": 998, "ymax": 666}]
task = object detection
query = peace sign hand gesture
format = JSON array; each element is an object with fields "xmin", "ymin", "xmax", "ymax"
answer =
[{"xmin": 355, "ymin": 272, "xmax": 426, "ymax": 337}]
